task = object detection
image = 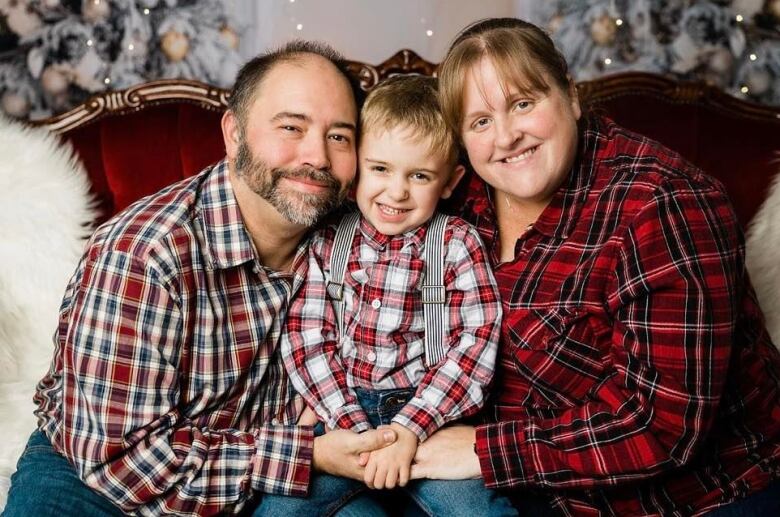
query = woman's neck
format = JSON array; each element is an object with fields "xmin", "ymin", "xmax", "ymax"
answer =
[{"xmin": 494, "ymin": 191, "xmax": 547, "ymax": 263}]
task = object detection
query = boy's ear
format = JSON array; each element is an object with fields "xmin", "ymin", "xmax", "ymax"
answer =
[{"xmin": 440, "ymin": 164, "xmax": 466, "ymax": 200}]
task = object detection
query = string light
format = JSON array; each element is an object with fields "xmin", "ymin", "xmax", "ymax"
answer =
[
  {"xmin": 426, "ymin": 30, "xmax": 433, "ymax": 37},
  {"xmin": 86, "ymin": 39, "xmax": 93, "ymax": 46},
  {"xmin": 741, "ymin": 85, "xmax": 749, "ymax": 93},
  {"xmin": 736, "ymin": 14, "xmax": 744, "ymax": 22},
  {"xmin": 296, "ymin": 23, "xmax": 303, "ymax": 31},
  {"xmin": 143, "ymin": 8, "xmax": 149, "ymax": 15},
  {"xmin": 128, "ymin": 43, "xmax": 134, "ymax": 51},
  {"xmin": 604, "ymin": 58, "xmax": 612, "ymax": 65},
  {"xmin": 750, "ymin": 53, "xmax": 757, "ymax": 61},
  {"xmin": 104, "ymin": 77, "xmax": 111, "ymax": 85},
  {"xmin": 615, "ymin": 18, "xmax": 623, "ymax": 26}
]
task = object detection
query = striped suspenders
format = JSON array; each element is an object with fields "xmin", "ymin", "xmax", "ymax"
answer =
[{"xmin": 326, "ymin": 213, "xmax": 448, "ymax": 368}]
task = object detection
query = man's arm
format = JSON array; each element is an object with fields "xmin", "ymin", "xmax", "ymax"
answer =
[{"xmin": 56, "ymin": 249, "xmax": 313, "ymax": 515}]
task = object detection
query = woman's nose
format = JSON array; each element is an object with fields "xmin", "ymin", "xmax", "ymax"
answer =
[{"xmin": 495, "ymin": 118, "xmax": 520, "ymax": 150}]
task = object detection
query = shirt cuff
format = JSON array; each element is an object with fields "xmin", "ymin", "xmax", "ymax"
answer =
[
  {"xmin": 330, "ymin": 403, "xmax": 371, "ymax": 433},
  {"xmin": 476, "ymin": 421, "xmax": 533, "ymax": 489},
  {"xmin": 250, "ymin": 424, "xmax": 314, "ymax": 496},
  {"xmin": 392, "ymin": 397, "xmax": 445, "ymax": 442}
]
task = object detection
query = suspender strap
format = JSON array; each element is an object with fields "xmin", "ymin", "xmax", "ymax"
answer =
[
  {"xmin": 327, "ymin": 211, "xmax": 360, "ymax": 337},
  {"xmin": 326, "ymin": 212, "xmax": 448, "ymax": 369},
  {"xmin": 422, "ymin": 213, "xmax": 448, "ymax": 368}
]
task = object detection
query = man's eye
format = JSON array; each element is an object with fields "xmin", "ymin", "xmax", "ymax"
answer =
[
  {"xmin": 329, "ymin": 134, "xmax": 350, "ymax": 143},
  {"xmin": 281, "ymin": 125, "xmax": 300, "ymax": 132}
]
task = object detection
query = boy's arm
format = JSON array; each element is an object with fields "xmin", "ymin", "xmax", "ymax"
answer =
[
  {"xmin": 280, "ymin": 231, "xmax": 371, "ymax": 433},
  {"xmin": 392, "ymin": 222, "xmax": 502, "ymax": 441}
]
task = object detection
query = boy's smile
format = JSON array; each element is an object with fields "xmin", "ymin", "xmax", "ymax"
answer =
[{"xmin": 356, "ymin": 125, "xmax": 464, "ymax": 236}]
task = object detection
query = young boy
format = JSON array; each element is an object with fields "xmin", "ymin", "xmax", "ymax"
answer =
[{"xmin": 259, "ymin": 76, "xmax": 515, "ymax": 516}]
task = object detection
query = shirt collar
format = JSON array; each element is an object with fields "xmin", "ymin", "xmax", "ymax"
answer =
[
  {"xmin": 198, "ymin": 159, "xmax": 258, "ymax": 270},
  {"xmin": 358, "ymin": 214, "xmax": 428, "ymax": 252}
]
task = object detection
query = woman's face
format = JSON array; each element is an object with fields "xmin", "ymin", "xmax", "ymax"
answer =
[{"xmin": 460, "ymin": 57, "xmax": 581, "ymax": 211}]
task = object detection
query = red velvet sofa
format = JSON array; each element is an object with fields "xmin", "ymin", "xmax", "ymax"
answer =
[{"xmin": 36, "ymin": 50, "xmax": 780, "ymax": 229}]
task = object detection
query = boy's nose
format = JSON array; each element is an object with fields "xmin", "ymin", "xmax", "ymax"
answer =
[{"xmin": 387, "ymin": 179, "xmax": 409, "ymax": 201}]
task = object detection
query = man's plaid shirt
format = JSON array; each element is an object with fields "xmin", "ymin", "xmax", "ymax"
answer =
[
  {"xmin": 34, "ymin": 160, "xmax": 313, "ymax": 516},
  {"xmin": 281, "ymin": 215, "xmax": 501, "ymax": 441},
  {"xmin": 463, "ymin": 117, "xmax": 780, "ymax": 516}
]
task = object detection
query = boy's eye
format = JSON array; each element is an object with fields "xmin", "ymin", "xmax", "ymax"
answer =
[{"xmin": 411, "ymin": 172, "xmax": 431, "ymax": 182}]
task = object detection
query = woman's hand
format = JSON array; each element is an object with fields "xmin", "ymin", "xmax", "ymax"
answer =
[{"xmin": 410, "ymin": 425, "xmax": 482, "ymax": 480}]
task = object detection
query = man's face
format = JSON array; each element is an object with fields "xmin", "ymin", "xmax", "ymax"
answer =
[{"xmin": 228, "ymin": 55, "xmax": 358, "ymax": 227}]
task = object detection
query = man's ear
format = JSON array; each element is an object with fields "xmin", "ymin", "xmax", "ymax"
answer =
[
  {"xmin": 222, "ymin": 110, "xmax": 241, "ymax": 160},
  {"xmin": 440, "ymin": 164, "xmax": 466, "ymax": 200}
]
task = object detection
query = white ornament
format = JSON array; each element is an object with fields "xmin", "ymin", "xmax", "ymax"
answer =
[
  {"xmin": 72, "ymin": 49, "xmax": 106, "ymax": 92},
  {"xmin": 40, "ymin": 66, "xmax": 70, "ymax": 95},
  {"xmin": 82, "ymin": 0, "xmax": 110, "ymax": 24},
  {"xmin": 590, "ymin": 14, "xmax": 617, "ymax": 46},
  {"xmin": 42, "ymin": 0, "xmax": 61, "ymax": 8},
  {"xmin": 1, "ymin": 91, "xmax": 30, "ymax": 118},
  {"xmin": 161, "ymin": 30, "xmax": 190, "ymax": 62}
]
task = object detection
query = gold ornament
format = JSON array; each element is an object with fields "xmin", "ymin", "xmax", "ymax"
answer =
[
  {"xmin": 82, "ymin": 0, "xmax": 110, "ymax": 24},
  {"xmin": 590, "ymin": 14, "xmax": 617, "ymax": 46},
  {"xmin": 161, "ymin": 30, "xmax": 190, "ymax": 62},
  {"xmin": 219, "ymin": 26, "xmax": 239, "ymax": 50},
  {"xmin": 40, "ymin": 65, "xmax": 71, "ymax": 95},
  {"xmin": 1, "ymin": 91, "xmax": 30, "ymax": 118}
]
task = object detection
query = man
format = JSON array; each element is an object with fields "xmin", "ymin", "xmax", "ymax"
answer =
[{"xmin": 3, "ymin": 41, "xmax": 396, "ymax": 516}]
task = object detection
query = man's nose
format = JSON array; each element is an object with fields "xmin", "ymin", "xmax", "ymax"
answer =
[{"xmin": 301, "ymin": 135, "xmax": 331, "ymax": 171}]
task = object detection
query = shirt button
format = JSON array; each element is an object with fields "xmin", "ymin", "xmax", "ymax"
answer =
[
  {"xmin": 371, "ymin": 299, "xmax": 381, "ymax": 309},
  {"xmin": 271, "ymin": 418, "xmax": 279, "ymax": 425},
  {"xmin": 366, "ymin": 351, "xmax": 377, "ymax": 362}
]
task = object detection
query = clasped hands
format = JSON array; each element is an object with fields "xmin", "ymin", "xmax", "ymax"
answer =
[{"xmin": 310, "ymin": 410, "xmax": 482, "ymax": 489}]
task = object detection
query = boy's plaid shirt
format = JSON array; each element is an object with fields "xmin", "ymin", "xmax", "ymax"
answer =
[{"xmin": 281, "ymin": 214, "xmax": 502, "ymax": 441}]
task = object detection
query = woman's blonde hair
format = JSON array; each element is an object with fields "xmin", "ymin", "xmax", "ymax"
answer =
[
  {"xmin": 361, "ymin": 75, "xmax": 458, "ymax": 166},
  {"xmin": 439, "ymin": 18, "xmax": 572, "ymax": 133}
]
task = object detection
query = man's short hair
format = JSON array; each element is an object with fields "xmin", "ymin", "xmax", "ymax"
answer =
[
  {"xmin": 360, "ymin": 75, "xmax": 459, "ymax": 166},
  {"xmin": 228, "ymin": 40, "xmax": 362, "ymax": 127}
]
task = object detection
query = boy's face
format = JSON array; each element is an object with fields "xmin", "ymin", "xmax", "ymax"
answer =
[{"xmin": 356, "ymin": 125, "xmax": 465, "ymax": 236}]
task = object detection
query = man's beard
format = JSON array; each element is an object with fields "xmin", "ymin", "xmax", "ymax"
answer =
[{"xmin": 235, "ymin": 139, "xmax": 346, "ymax": 227}]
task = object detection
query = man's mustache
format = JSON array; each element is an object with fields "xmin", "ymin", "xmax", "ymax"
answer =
[{"xmin": 272, "ymin": 166, "xmax": 341, "ymax": 190}]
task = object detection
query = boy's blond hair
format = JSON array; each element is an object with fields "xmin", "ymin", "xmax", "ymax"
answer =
[{"xmin": 360, "ymin": 75, "xmax": 459, "ymax": 166}]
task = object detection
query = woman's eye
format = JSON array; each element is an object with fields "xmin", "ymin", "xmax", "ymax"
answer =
[
  {"xmin": 472, "ymin": 117, "xmax": 491, "ymax": 129},
  {"xmin": 513, "ymin": 100, "xmax": 532, "ymax": 111},
  {"xmin": 371, "ymin": 165, "xmax": 387, "ymax": 173}
]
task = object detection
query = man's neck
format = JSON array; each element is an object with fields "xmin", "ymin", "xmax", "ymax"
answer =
[{"xmin": 228, "ymin": 166, "xmax": 308, "ymax": 272}]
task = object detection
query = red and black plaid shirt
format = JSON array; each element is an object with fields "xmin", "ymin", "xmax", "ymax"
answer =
[
  {"xmin": 35, "ymin": 160, "xmax": 312, "ymax": 516},
  {"xmin": 464, "ymin": 117, "xmax": 780, "ymax": 516}
]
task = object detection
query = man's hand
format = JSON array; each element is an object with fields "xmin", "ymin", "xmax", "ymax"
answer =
[
  {"xmin": 364, "ymin": 423, "xmax": 417, "ymax": 489},
  {"xmin": 312, "ymin": 428, "xmax": 396, "ymax": 481},
  {"xmin": 410, "ymin": 425, "xmax": 481, "ymax": 480}
]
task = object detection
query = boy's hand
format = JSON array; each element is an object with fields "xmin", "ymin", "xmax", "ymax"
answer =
[
  {"xmin": 364, "ymin": 423, "xmax": 418, "ymax": 489},
  {"xmin": 297, "ymin": 405, "xmax": 319, "ymax": 426}
]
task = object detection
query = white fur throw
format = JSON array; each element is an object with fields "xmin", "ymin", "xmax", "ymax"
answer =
[
  {"xmin": 0, "ymin": 115, "xmax": 98, "ymax": 509},
  {"xmin": 746, "ymin": 167, "xmax": 780, "ymax": 350}
]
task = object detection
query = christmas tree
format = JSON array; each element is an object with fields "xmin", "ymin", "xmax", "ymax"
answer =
[
  {"xmin": 0, "ymin": 0, "xmax": 242, "ymax": 119},
  {"xmin": 529, "ymin": 0, "xmax": 780, "ymax": 106}
]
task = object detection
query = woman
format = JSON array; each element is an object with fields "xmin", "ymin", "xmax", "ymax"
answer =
[{"xmin": 411, "ymin": 18, "xmax": 780, "ymax": 516}]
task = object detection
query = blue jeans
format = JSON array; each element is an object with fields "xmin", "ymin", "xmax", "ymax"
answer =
[
  {"xmin": 255, "ymin": 387, "xmax": 517, "ymax": 517},
  {"xmin": 2, "ymin": 430, "xmax": 124, "ymax": 517},
  {"xmin": 704, "ymin": 480, "xmax": 780, "ymax": 516}
]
